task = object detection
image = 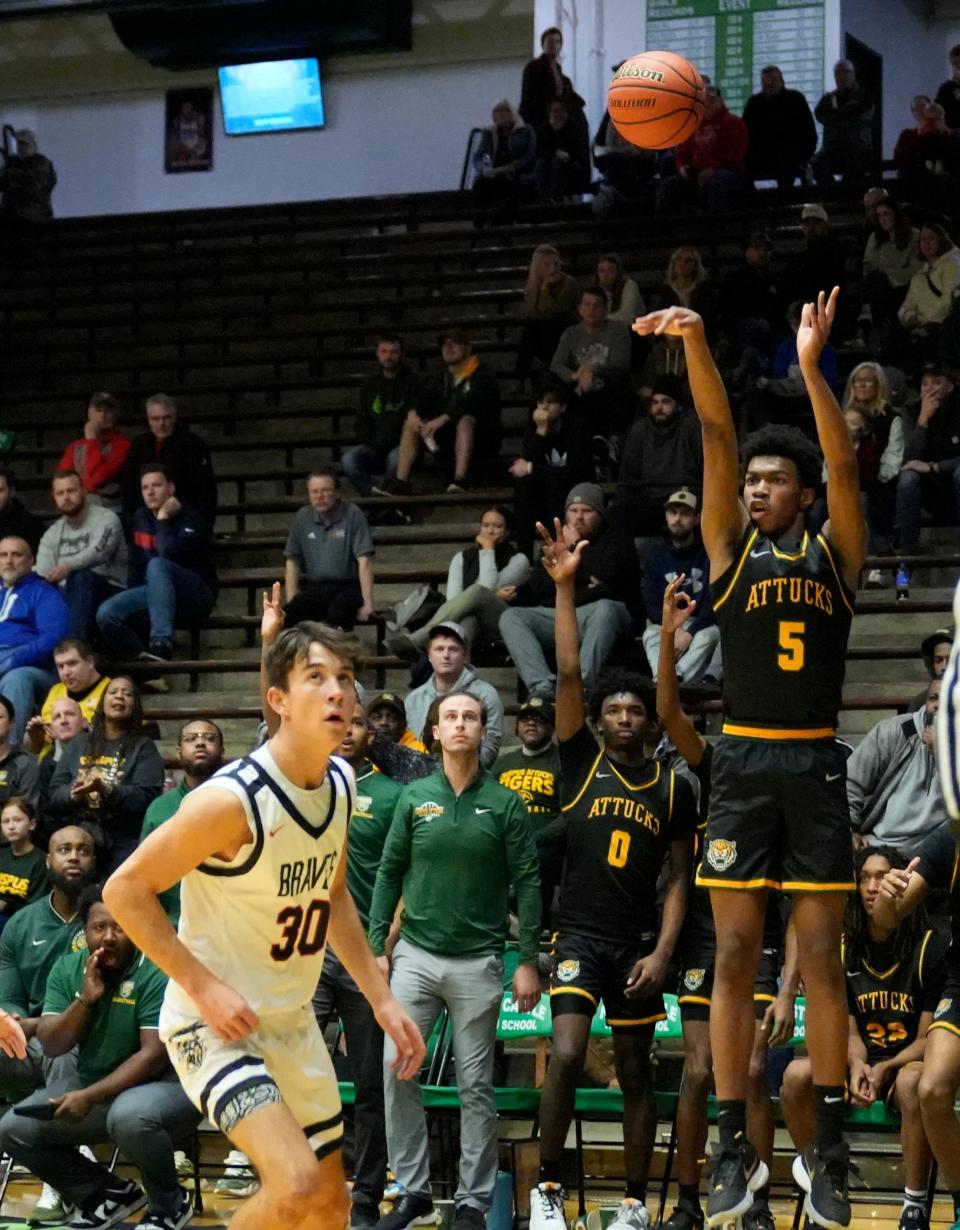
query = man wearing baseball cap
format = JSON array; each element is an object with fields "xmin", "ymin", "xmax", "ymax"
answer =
[
  {"xmin": 640, "ymin": 489, "xmax": 720, "ymax": 685},
  {"xmin": 367, "ymin": 692, "xmax": 426, "ymax": 753},
  {"xmin": 402, "ymin": 622, "xmax": 503, "ymax": 768}
]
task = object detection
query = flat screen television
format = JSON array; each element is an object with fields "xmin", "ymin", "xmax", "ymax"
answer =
[{"xmin": 218, "ymin": 58, "xmax": 325, "ymax": 135}]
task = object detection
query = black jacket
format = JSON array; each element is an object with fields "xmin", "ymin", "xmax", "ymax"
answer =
[
  {"xmin": 743, "ymin": 88, "xmax": 817, "ymax": 171},
  {"xmin": 902, "ymin": 392, "xmax": 960, "ymax": 473},
  {"xmin": 0, "ymin": 500, "xmax": 42, "ymax": 554},
  {"xmin": 618, "ymin": 410, "xmax": 704, "ymax": 504},
  {"xmin": 522, "ymin": 519, "xmax": 644, "ymax": 626},
  {"xmin": 519, "ymin": 55, "xmax": 583, "ymax": 130},
  {"xmin": 121, "ymin": 423, "xmax": 217, "ymax": 531}
]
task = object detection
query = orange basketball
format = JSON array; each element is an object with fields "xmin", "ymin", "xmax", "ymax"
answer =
[{"xmin": 608, "ymin": 51, "xmax": 706, "ymax": 150}]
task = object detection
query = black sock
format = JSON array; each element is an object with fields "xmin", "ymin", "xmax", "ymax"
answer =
[
  {"xmin": 716, "ymin": 1098, "xmax": 747, "ymax": 1153},
  {"xmin": 812, "ymin": 1084, "xmax": 846, "ymax": 1153},
  {"xmin": 539, "ymin": 1159, "xmax": 563, "ymax": 1186},
  {"xmin": 952, "ymin": 1191, "xmax": 960, "ymax": 1220},
  {"xmin": 753, "ymin": 1182, "xmax": 770, "ymax": 1205},
  {"xmin": 625, "ymin": 1181, "xmax": 647, "ymax": 1203},
  {"xmin": 678, "ymin": 1182, "xmax": 702, "ymax": 1210}
]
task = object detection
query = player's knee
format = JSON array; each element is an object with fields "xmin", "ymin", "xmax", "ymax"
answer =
[
  {"xmin": 681, "ymin": 1049, "xmax": 711, "ymax": 1096},
  {"xmin": 614, "ymin": 1046, "xmax": 653, "ymax": 1096},
  {"xmin": 918, "ymin": 1066, "xmax": 957, "ymax": 1114},
  {"xmin": 896, "ymin": 1067, "xmax": 922, "ymax": 1114},
  {"xmin": 714, "ymin": 930, "xmax": 759, "ymax": 980},
  {"xmin": 267, "ymin": 1168, "xmax": 347, "ymax": 1228},
  {"xmin": 548, "ymin": 1030, "xmax": 587, "ymax": 1077},
  {"xmin": 747, "ymin": 1046, "xmax": 768, "ymax": 1085},
  {"xmin": 779, "ymin": 1059, "xmax": 811, "ymax": 1105}
]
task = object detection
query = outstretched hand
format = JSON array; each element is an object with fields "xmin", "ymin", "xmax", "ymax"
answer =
[
  {"xmin": 537, "ymin": 519, "xmax": 587, "ymax": 585},
  {"xmin": 878, "ymin": 856, "xmax": 919, "ymax": 901},
  {"xmin": 261, "ymin": 582, "xmax": 284, "ymax": 646},
  {"xmin": 661, "ymin": 574, "xmax": 697, "ymax": 635},
  {"xmin": 796, "ymin": 287, "xmax": 839, "ymax": 367},
  {"xmin": 632, "ymin": 306, "xmax": 704, "ymax": 338}
]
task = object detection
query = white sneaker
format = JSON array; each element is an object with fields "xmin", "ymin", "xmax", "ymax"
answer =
[
  {"xmin": 214, "ymin": 1149, "xmax": 259, "ymax": 1197},
  {"xmin": 31, "ymin": 1183, "xmax": 63, "ymax": 1222},
  {"xmin": 606, "ymin": 1199, "xmax": 651, "ymax": 1229},
  {"xmin": 79, "ymin": 1145, "xmax": 96, "ymax": 1163},
  {"xmin": 529, "ymin": 1182, "xmax": 566, "ymax": 1228},
  {"xmin": 865, "ymin": 568, "xmax": 884, "ymax": 588}
]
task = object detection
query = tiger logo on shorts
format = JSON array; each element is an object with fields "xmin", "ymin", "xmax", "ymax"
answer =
[
  {"xmin": 935, "ymin": 998, "xmax": 953, "ymax": 1020},
  {"xmin": 684, "ymin": 969, "xmax": 706, "ymax": 991},
  {"xmin": 556, "ymin": 960, "xmax": 580, "ymax": 983},
  {"xmin": 706, "ymin": 839, "xmax": 737, "ymax": 871}
]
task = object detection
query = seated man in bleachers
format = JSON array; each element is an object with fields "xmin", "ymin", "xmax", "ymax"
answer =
[
  {"xmin": 0, "ymin": 537, "xmax": 69, "ymax": 747},
  {"xmin": 283, "ymin": 467, "xmax": 375, "ymax": 630},
  {"xmin": 550, "ymin": 286, "xmax": 634, "ymax": 446},
  {"xmin": 367, "ymin": 692, "xmax": 426, "ymax": 752},
  {"xmin": 848, "ymin": 679, "xmax": 948, "ymax": 856},
  {"xmin": 499, "ymin": 483, "xmax": 642, "ymax": 702},
  {"xmin": 24, "ymin": 639, "xmax": 109, "ymax": 766},
  {"xmin": 36, "ymin": 698, "xmax": 86, "ymax": 810},
  {"xmin": 895, "ymin": 363, "xmax": 960, "ymax": 595},
  {"xmin": 120, "ymin": 394, "xmax": 217, "ymax": 534},
  {"xmin": 36, "ymin": 470, "xmax": 126, "ymax": 642},
  {"xmin": 0, "ymin": 885, "xmax": 198, "ymax": 1230},
  {"xmin": 0, "ymin": 470, "xmax": 41, "ymax": 557},
  {"xmin": 57, "ymin": 393, "xmax": 130, "ymax": 512},
  {"xmin": 343, "ymin": 333, "xmax": 420, "ymax": 499},
  {"xmin": 533, "ymin": 98, "xmax": 590, "ymax": 203},
  {"xmin": 472, "ymin": 99, "xmax": 536, "ymax": 216},
  {"xmin": 97, "ymin": 463, "xmax": 217, "ymax": 663},
  {"xmin": 386, "ymin": 329, "xmax": 502, "ymax": 496},
  {"xmin": 0, "ymin": 698, "xmax": 38, "ymax": 808}
]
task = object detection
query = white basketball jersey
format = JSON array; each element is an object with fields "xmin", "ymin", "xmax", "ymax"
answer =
[{"xmin": 163, "ymin": 744, "xmax": 354, "ymax": 1019}]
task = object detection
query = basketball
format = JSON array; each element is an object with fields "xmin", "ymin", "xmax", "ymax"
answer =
[{"xmin": 608, "ymin": 51, "xmax": 706, "ymax": 150}]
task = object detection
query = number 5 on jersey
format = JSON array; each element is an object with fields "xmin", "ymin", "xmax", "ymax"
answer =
[{"xmin": 778, "ymin": 620, "xmax": 805, "ymax": 672}]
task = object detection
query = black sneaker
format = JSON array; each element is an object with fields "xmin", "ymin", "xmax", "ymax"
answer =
[
  {"xmin": 136, "ymin": 1186, "xmax": 194, "ymax": 1230},
  {"xmin": 374, "ymin": 1192, "xmax": 440, "ymax": 1229},
  {"xmin": 446, "ymin": 478, "xmax": 469, "ymax": 494},
  {"xmin": 452, "ymin": 1206, "xmax": 486, "ymax": 1229},
  {"xmin": 377, "ymin": 478, "xmax": 412, "ymax": 498},
  {"xmin": 70, "ymin": 1178, "xmax": 148, "ymax": 1229},
  {"xmin": 706, "ymin": 1139, "xmax": 769, "ymax": 1226},
  {"xmin": 743, "ymin": 1200, "xmax": 776, "ymax": 1230},
  {"xmin": 661, "ymin": 1200, "xmax": 704, "ymax": 1230},
  {"xmin": 793, "ymin": 1143, "xmax": 851, "ymax": 1230},
  {"xmin": 140, "ymin": 638, "xmax": 174, "ymax": 662},
  {"xmin": 351, "ymin": 1201, "xmax": 381, "ymax": 1229},
  {"xmin": 899, "ymin": 1208, "xmax": 929, "ymax": 1230}
]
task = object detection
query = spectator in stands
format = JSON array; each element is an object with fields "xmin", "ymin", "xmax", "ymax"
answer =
[
  {"xmin": 935, "ymin": 44, "xmax": 960, "ymax": 129},
  {"xmin": 0, "ymin": 469, "xmax": 41, "ymax": 554},
  {"xmin": 811, "ymin": 59, "xmax": 875, "ymax": 184},
  {"xmin": 640, "ymin": 489, "xmax": 719, "ymax": 684},
  {"xmin": 862, "ymin": 185, "xmax": 887, "ymax": 233},
  {"xmin": 494, "ymin": 697, "xmax": 564, "ymax": 927},
  {"xmin": 519, "ymin": 26, "xmax": 582, "ymax": 131},
  {"xmin": 762, "ymin": 299, "xmax": 839, "ymax": 397},
  {"xmin": 472, "ymin": 99, "xmax": 535, "ymax": 217},
  {"xmin": 0, "ymin": 537, "xmax": 69, "ymax": 747},
  {"xmin": 923, "ymin": 628, "xmax": 953, "ymax": 681},
  {"xmin": 742, "ymin": 65, "xmax": 817, "ymax": 188},
  {"xmin": 783, "ymin": 204, "xmax": 848, "ymax": 312},
  {"xmin": 654, "ymin": 246, "xmax": 716, "ymax": 336},
  {"xmin": 36, "ymin": 699, "xmax": 86, "ymax": 811},
  {"xmin": 0, "ymin": 798, "xmax": 47, "ymax": 925},
  {"xmin": 385, "ymin": 506, "xmax": 530, "ymax": 660},
  {"xmin": 534, "ymin": 98, "xmax": 591, "ymax": 202},
  {"xmin": 139, "ymin": 719, "xmax": 225, "ymax": 926},
  {"xmin": 895, "ymin": 100, "xmax": 960, "ymax": 215},
  {"xmin": 517, "ymin": 244, "xmax": 580, "ymax": 380},
  {"xmin": 282, "ymin": 467, "xmax": 374, "ymax": 630},
  {"xmin": 717, "ymin": 232, "xmax": 785, "ymax": 391},
  {"xmin": 897, "ymin": 223, "xmax": 960, "ymax": 347},
  {"xmin": 368, "ymin": 691, "xmax": 541, "ymax": 1230},
  {"xmin": 0, "ymin": 698, "xmax": 38, "ymax": 808},
  {"xmin": 550, "ymin": 286, "xmax": 634, "ymax": 443},
  {"xmin": 0, "ymin": 885, "xmax": 198, "ymax": 1230},
  {"xmin": 98, "ymin": 462, "xmax": 218, "ymax": 662},
  {"xmin": 499, "ymin": 483, "xmax": 642, "ymax": 700},
  {"xmin": 47, "ymin": 675, "xmax": 164, "ymax": 873},
  {"xmin": 0, "ymin": 130, "xmax": 56, "ymax": 230},
  {"xmin": 849, "ymin": 679, "xmax": 947, "ymax": 854},
  {"xmin": 859, "ymin": 196, "xmax": 920, "ymax": 346},
  {"xmin": 656, "ymin": 84, "xmax": 748, "ymax": 214},
  {"xmin": 509, "ymin": 384, "xmax": 594, "ymax": 556},
  {"xmin": 617, "ymin": 375, "xmax": 704, "ymax": 537},
  {"xmin": 24, "ymin": 639, "xmax": 108, "ymax": 765},
  {"xmin": 343, "ymin": 334, "xmax": 420, "ymax": 499},
  {"xmin": 388, "ymin": 329, "xmax": 502, "ymax": 496},
  {"xmin": 57, "ymin": 393, "xmax": 130, "ymax": 511},
  {"xmin": 403, "ymin": 621, "xmax": 503, "ymax": 770},
  {"xmin": 36, "ymin": 470, "xmax": 127, "ymax": 642},
  {"xmin": 595, "ymin": 253, "xmax": 645, "ymax": 325},
  {"xmin": 592, "ymin": 99, "xmax": 656, "ymax": 215},
  {"xmin": 120, "ymin": 394, "xmax": 217, "ymax": 533},
  {"xmin": 894, "ymin": 362, "xmax": 960, "ymax": 591},
  {"xmin": 0, "ymin": 824, "xmax": 96, "ymax": 1100},
  {"xmin": 366, "ymin": 693, "xmax": 426, "ymax": 753}
]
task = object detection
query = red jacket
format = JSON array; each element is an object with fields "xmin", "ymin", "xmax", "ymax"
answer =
[
  {"xmin": 676, "ymin": 106, "xmax": 748, "ymax": 177},
  {"xmin": 58, "ymin": 429, "xmax": 130, "ymax": 493}
]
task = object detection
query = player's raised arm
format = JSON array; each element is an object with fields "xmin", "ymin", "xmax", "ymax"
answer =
[
  {"xmin": 797, "ymin": 289, "xmax": 867, "ymax": 588},
  {"xmin": 537, "ymin": 518, "xmax": 588, "ymax": 740},
  {"xmin": 103, "ymin": 787, "xmax": 260, "ymax": 1041},
  {"xmin": 259, "ymin": 582, "xmax": 284, "ymax": 738},
  {"xmin": 634, "ymin": 307, "xmax": 748, "ymax": 576},
  {"xmin": 656, "ymin": 574, "xmax": 707, "ymax": 768}
]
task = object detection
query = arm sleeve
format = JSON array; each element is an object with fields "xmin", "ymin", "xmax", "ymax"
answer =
[
  {"xmin": 845, "ymin": 724, "xmax": 887, "ymax": 830},
  {"xmin": 604, "ymin": 324, "xmax": 632, "ymax": 373},
  {"xmin": 899, "ymin": 276, "xmax": 921, "ymax": 326},
  {"xmin": 445, "ymin": 552, "xmax": 465, "ymax": 600},
  {"xmin": 14, "ymin": 755, "xmax": 39, "ymax": 808},
  {"xmin": 367, "ymin": 796, "xmax": 413, "ymax": 955},
  {"xmin": 135, "ymin": 965, "xmax": 168, "ymax": 1029},
  {"xmin": 35, "ymin": 526, "xmax": 56, "ymax": 578},
  {"xmin": 620, "ymin": 281, "xmax": 644, "ymax": 322},
  {"xmin": 103, "ymin": 740, "xmax": 165, "ymax": 821},
  {"xmin": 902, "ymin": 420, "xmax": 929, "ymax": 464},
  {"xmin": 498, "ymin": 552, "xmax": 532, "ymax": 589},
  {"xmin": 476, "ymin": 549, "xmax": 499, "ymax": 590},
  {"xmin": 4, "ymin": 586, "xmax": 70, "ymax": 671},
  {"xmin": 916, "ymin": 823, "xmax": 956, "ymax": 891},
  {"xmin": 283, "ymin": 516, "xmax": 304, "ymax": 565},
  {"xmin": 479, "ymin": 685, "xmax": 503, "ymax": 769},
  {"xmin": 45, "ymin": 739, "xmax": 82, "ymax": 817},
  {"xmin": 350, "ymin": 509, "xmax": 375, "ymax": 559},
  {"xmin": 878, "ymin": 416, "xmax": 905, "ymax": 483},
  {"xmin": 153, "ymin": 513, "xmax": 206, "ymax": 564},
  {"xmin": 82, "ymin": 438, "xmax": 131, "ymax": 491},
  {"xmin": 550, "ymin": 329, "xmax": 577, "ymax": 381},
  {"xmin": 42, "ymin": 955, "xmax": 72, "ymax": 1016},
  {"xmin": 502, "ymin": 795, "xmax": 543, "ymax": 963}
]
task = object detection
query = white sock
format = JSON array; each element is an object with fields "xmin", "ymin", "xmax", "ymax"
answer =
[{"xmin": 903, "ymin": 1187, "xmax": 926, "ymax": 1212}]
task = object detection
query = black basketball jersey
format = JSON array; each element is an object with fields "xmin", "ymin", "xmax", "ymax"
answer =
[
  {"xmin": 845, "ymin": 929, "xmax": 947, "ymax": 1062},
  {"xmin": 558, "ymin": 725, "xmax": 697, "ymax": 944},
  {"xmin": 712, "ymin": 526, "xmax": 854, "ymax": 734}
]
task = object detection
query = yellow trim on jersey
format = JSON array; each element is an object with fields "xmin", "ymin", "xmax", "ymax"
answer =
[
  {"xmin": 928, "ymin": 1019, "xmax": 960, "ymax": 1038},
  {"xmin": 606, "ymin": 758, "xmax": 661, "ymax": 794},
  {"xmin": 770, "ymin": 530, "xmax": 810, "ymax": 562},
  {"xmin": 561, "ymin": 748, "xmax": 604, "ymax": 813},
  {"xmin": 816, "ymin": 533, "xmax": 856, "ymax": 617},
  {"xmin": 678, "ymin": 994, "xmax": 712, "ymax": 1006},
  {"xmin": 722, "ymin": 723, "xmax": 836, "ymax": 740},
  {"xmin": 780, "ymin": 879, "xmax": 856, "ymax": 892},
  {"xmin": 753, "ymin": 993, "xmax": 776, "ymax": 1003},
  {"xmin": 549, "ymin": 985, "xmax": 598, "ymax": 1005},
  {"xmin": 562, "ymin": 750, "xmax": 662, "ymax": 811},
  {"xmin": 919, "ymin": 929, "xmax": 934, "ymax": 988},
  {"xmin": 713, "ymin": 527, "xmax": 759, "ymax": 612},
  {"xmin": 950, "ymin": 847, "xmax": 960, "ymax": 895},
  {"xmin": 607, "ymin": 1013, "xmax": 667, "ymax": 1027},
  {"xmin": 862, "ymin": 957, "xmax": 903, "ymax": 981},
  {"xmin": 696, "ymin": 873, "xmax": 782, "ymax": 891},
  {"xmin": 668, "ymin": 770, "xmax": 675, "ymax": 823}
]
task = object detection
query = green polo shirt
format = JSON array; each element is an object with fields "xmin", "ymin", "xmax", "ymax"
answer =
[
  {"xmin": 368, "ymin": 766, "xmax": 541, "ymax": 964},
  {"xmin": 43, "ymin": 949, "xmax": 167, "ymax": 1087},
  {"xmin": 0, "ymin": 893, "xmax": 86, "ymax": 1018},
  {"xmin": 139, "ymin": 781, "xmax": 189, "ymax": 925},
  {"xmin": 348, "ymin": 764, "xmax": 403, "ymax": 928}
]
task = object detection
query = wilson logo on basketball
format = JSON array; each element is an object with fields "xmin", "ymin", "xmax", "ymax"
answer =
[{"xmin": 614, "ymin": 65, "xmax": 665, "ymax": 83}]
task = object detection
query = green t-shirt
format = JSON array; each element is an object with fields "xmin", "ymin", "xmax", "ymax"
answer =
[
  {"xmin": 0, "ymin": 894, "xmax": 86, "ymax": 1018},
  {"xmin": 43, "ymin": 949, "xmax": 167, "ymax": 1087},
  {"xmin": 139, "ymin": 781, "xmax": 189, "ymax": 925},
  {"xmin": 494, "ymin": 742, "xmax": 564, "ymax": 843},
  {"xmin": 348, "ymin": 764, "xmax": 403, "ymax": 928},
  {"xmin": 368, "ymin": 767, "xmax": 541, "ymax": 963},
  {"xmin": 0, "ymin": 847, "xmax": 48, "ymax": 917}
]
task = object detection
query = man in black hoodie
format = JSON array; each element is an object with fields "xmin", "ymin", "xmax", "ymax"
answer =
[
  {"xmin": 0, "ymin": 470, "xmax": 41, "ymax": 554},
  {"xmin": 616, "ymin": 375, "xmax": 703, "ymax": 538},
  {"xmin": 344, "ymin": 334, "xmax": 420, "ymax": 498},
  {"xmin": 120, "ymin": 394, "xmax": 217, "ymax": 532}
]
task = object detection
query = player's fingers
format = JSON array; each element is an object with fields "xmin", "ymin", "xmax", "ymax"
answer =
[
  {"xmin": 535, "ymin": 521, "xmax": 553, "ymax": 546},
  {"xmin": 906, "ymin": 856, "xmax": 920, "ymax": 875}
]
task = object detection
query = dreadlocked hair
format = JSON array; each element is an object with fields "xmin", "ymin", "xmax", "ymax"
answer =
[
  {"xmin": 587, "ymin": 669, "xmax": 657, "ymax": 726},
  {"xmin": 844, "ymin": 844, "xmax": 931, "ymax": 974},
  {"xmin": 741, "ymin": 424, "xmax": 822, "ymax": 491}
]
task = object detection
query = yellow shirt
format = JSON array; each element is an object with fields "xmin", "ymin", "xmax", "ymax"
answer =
[{"xmin": 38, "ymin": 677, "xmax": 111, "ymax": 760}]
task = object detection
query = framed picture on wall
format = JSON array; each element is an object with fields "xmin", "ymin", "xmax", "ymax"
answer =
[{"xmin": 165, "ymin": 87, "xmax": 213, "ymax": 173}]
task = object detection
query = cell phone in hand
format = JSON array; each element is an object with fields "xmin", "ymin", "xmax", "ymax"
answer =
[{"xmin": 14, "ymin": 1103, "xmax": 57, "ymax": 1120}]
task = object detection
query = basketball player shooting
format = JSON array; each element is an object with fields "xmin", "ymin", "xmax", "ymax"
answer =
[
  {"xmin": 103, "ymin": 619, "xmax": 425, "ymax": 1230},
  {"xmin": 635, "ymin": 290, "xmax": 866, "ymax": 1230}
]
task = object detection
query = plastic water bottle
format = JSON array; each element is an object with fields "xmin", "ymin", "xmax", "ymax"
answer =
[{"xmin": 895, "ymin": 564, "xmax": 910, "ymax": 601}]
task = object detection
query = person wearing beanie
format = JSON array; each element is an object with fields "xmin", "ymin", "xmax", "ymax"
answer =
[
  {"xmin": 617, "ymin": 376, "xmax": 704, "ymax": 538},
  {"xmin": 499, "ymin": 483, "xmax": 642, "ymax": 699}
]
